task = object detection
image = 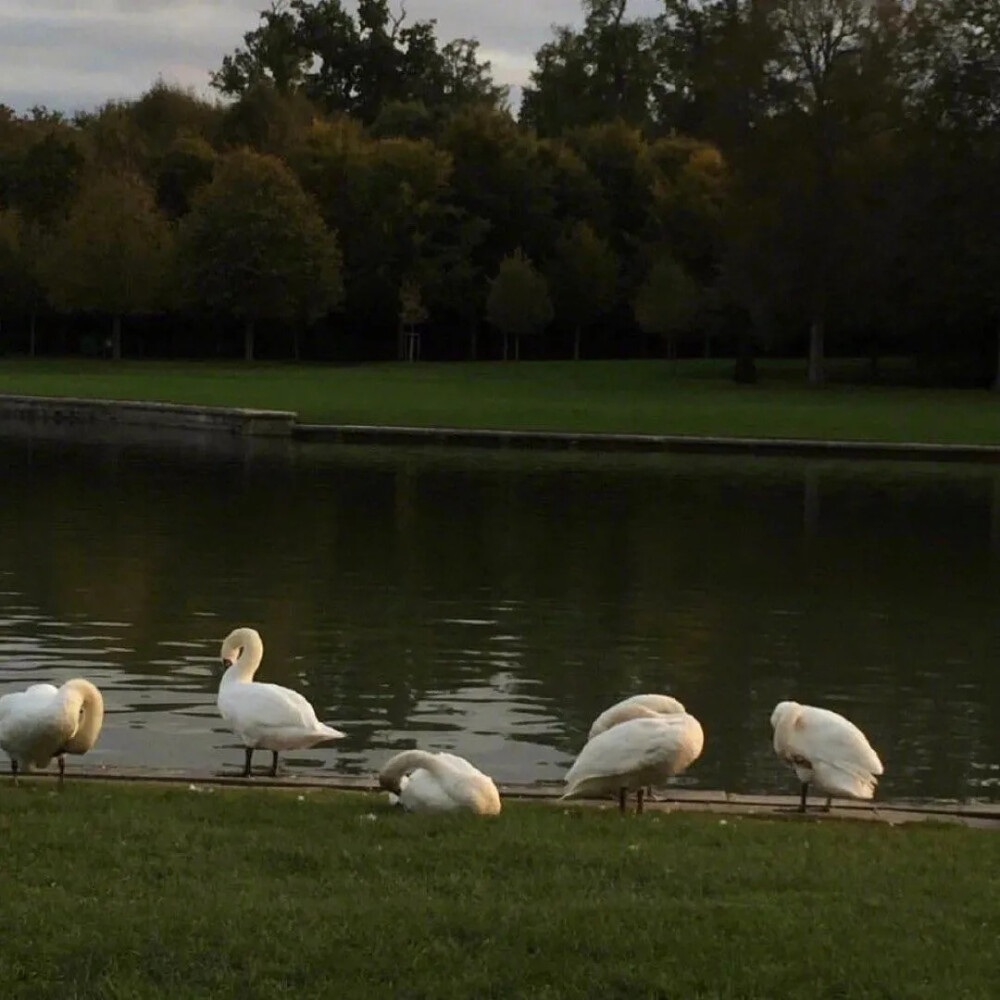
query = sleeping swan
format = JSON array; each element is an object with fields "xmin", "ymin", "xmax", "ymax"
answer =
[
  {"xmin": 0, "ymin": 678, "xmax": 104, "ymax": 784},
  {"xmin": 770, "ymin": 700, "xmax": 884, "ymax": 812},
  {"xmin": 217, "ymin": 627, "xmax": 345, "ymax": 777},
  {"xmin": 563, "ymin": 712, "xmax": 704, "ymax": 814},
  {"xmin": 378, "ymin": 749, "xmax": 502, "ymax": 815},
  {"xmin": 588, "ymin": 693, "xmax": 686, "ymax": 740}
]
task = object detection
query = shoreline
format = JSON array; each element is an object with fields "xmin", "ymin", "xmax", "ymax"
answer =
[
  {"xmin": 1, "ymin": 393, "xmax": 999, "ymax": 462},
  {"xmin": 21, "ymin": 765, "xmax": 1000, "ymax": 829}
]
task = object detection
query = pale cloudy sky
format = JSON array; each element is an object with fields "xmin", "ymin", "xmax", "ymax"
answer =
[{"xmin": 0, "ymin": 0, "xmax": 660, "ymax": 115}]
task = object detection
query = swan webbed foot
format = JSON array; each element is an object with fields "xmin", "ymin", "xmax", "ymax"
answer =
[
  {"xmin": 636, "ymin": 787, "xmax": 645, "ymax": 815},
  {"xmin": 269, "ymin": 750, "xmax": 279, "ymax": 778},
  {"xmin": 798, "ymin": 782, "xmax": 809, "ymax": 813},
  {"xmin": 242, "ymin": 747, "xmax": 254, "ymax": 778}
]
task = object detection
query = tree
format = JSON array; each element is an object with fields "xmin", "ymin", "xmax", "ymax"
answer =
[
  {"xmin": 178, "ymin": 150, "xmax": 343, "ymax": 361},
  {"xmin": 0, "ymin": 210, "xmax": 43, "ymax": 350},
  {"xmin": 212, "ymin": 0, "xmax": 505, "ymax": 124},
  {"xmin": 486, "ymin": 249, "xmax": 553, "ymax": 360},
  {"xmin": 521, "ymin": 0, "xmax": 661, "ymax": 136},
  {"xmin": 41, "ymin": 173, "xmax": 173, "ymax": 360},
  {"xmin": 548, "ymin": 222, "xmax": 618, "ymax": 359},
  {"xmin": 634, "ymin": 254, "xmax": 701, "ymax": 357}
]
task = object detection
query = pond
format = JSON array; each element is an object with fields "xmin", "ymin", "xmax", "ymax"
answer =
[{"xmin": 1, "ymin": 426, "xmax": 998, "ymax": 801}]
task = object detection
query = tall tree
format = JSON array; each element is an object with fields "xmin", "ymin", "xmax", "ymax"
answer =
[
  {"xmin": 634, "ymin": 253, "xmax": 701, "ymax": 357},
  {"xmin": 486, "ymin": 249, "xmax": 554, "ymax": 360},
  {"xmin": 548, "ymin": 222, "xmax": 619, "ymax": 359},
  {"xmin": 178, "ymin": 150, "xmax": 343, "ymax": 361},
  {"xmin": 41, "ymin": 173, "xmax": 173, "ymax": 359}
]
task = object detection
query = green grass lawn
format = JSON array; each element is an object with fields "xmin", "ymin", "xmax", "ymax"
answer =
[
  {"xmin": 0, "ymin": 357, "xmax": 998, "ymax": 444},
  {"xmin": 1, "ymin": 782, "xmax": 997, "ymax": 999}
]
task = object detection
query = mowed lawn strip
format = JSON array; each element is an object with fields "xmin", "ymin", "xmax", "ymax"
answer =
[
  {"xmin": 0, "ymin": 358, "xmax": 998, "ymax": 444},
  {"xmin": 1, "ymin": 782, "xmax": 997, "ymax": 999}
]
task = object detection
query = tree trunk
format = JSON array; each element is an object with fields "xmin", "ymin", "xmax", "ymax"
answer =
[
  {"xmin": 29, "ymin": 312, "xmax": 36, "ymax": 357},
  {"xmin": 293, "ymin": 326, "xmax": 301, "ymax": 362},
  {"xmin": 573, "ymin": 326, "xmax": 581, "ymax": 361},
  {"xmin": 468, "ymin": 323, "xmax": 478, "ymax": 361},
  {"xmin": 515, "ymin": 334, "xmax": 520, "ymax": 361},
  {"xmin": 703, "ymin": 331, "xmax": 712, "ymax": 359},
  {"xmin": 807, "ymin": 315, "xmax": 824, "ymax": 384},
  {"xmin": 111, "ymin": 315, "xmax": 122, "ymax": 360},
  {"xmin": 502, "ymin": 331, "xmax": 509, "ymax": 361},
  {"xmin": 244, "ymin": 319, "xmax": 255, "ymax": 362}
]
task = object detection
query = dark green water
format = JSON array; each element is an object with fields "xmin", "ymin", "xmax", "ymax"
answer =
[{"xmin": 1, "ymin": 428, "xmax": 998, "ymax": 800}]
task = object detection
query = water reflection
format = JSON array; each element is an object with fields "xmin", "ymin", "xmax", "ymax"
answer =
[{"xmin": 0, "ymin": 427, "xmax": 998, "ymax": 800}]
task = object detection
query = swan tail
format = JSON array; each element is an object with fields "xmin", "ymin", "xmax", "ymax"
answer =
[
  {"xmin": 317, "ymin": 723, "xmax": 346, "ymax": 741},
  {"xmin": 812, "ymin": 760, "xmax": 880, "ymax": 801}
]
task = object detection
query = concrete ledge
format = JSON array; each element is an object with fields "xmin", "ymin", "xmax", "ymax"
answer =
[
  {"xmin": 294, "ymin": 423, "xmax": 1000, "ymax": 463},
  {"xmin": 0, "ymin": 395, "xmax": 297, "ymax": 437},
  {"xmin": 28, "ymin": 765, "xmax": 1000, "ymax": 829}
]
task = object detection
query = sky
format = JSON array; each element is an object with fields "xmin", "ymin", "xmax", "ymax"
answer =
[{"xmin": 0, "ymin": 0, "xmax": 660, "ymax": 116}]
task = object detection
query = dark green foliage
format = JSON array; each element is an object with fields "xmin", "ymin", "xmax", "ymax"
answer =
[{"xmin": 0, "ymin": 783, "xmax": 997, "ymax": 999}]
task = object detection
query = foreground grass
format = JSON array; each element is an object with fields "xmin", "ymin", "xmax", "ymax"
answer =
[
  {"xmin": 1, "ymin": 783, "xmax": 998, "ymax": 999},
  {"xmin": 0, "ymin": 358, "xmax": 998, "ymax": 444}
]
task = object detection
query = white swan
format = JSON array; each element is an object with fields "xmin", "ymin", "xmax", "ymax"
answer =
[
  {"xmin": 378, "ymin": 749, "xmax": 502, "ymax": 815},
  {"xmin": 218, "ymin": 627, "xmax": 345, "ymax": 777},
  {"xmin": 562, "ymin": 712, "xmax": 704, "ymax": 814},
  {"xmin": 588, "ymin": 693, "xmax": 686, "ymax": 740},
  {"xmin": 0, "ymin": 678, "xmax": 104, "ymax": 784},
  {"xmin": 770, "ymin": 700, "xmax": 884, "ymax": 812}
]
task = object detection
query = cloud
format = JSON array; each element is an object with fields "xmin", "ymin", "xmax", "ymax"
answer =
[{"xmin": 0, "ymin": 0, "xmax": 661, "ymax": 115}]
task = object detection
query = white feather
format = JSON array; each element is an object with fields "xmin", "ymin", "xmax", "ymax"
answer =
[
  {"xmin": 0, "ymin": 679, "xmax": 104, "ymax": 772},
  {"xmin": 563, "ymin": 713, "xmax": 704, "ymax": 800},
  {"xmin": 379, "ymin": 749, "xmax": 501, "ymax": 815},
  {"xmin": 587, "ymin": 693, "xmax": 686, "ymax": 741},
  {"xmin": 217, "ymin": 627, "xmax": 345, "ymax": 752},
  {"xmin": 770, "ymin": 700, "xmax": 884, "ymax": 801}
]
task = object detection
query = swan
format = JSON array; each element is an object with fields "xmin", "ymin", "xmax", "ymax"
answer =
[
  {"xmin": 770, "ymin": 700, "xmax": 884, "ymax": 812},
  {"xmin": 562, "ymin": 712, "xmax": 704, "ymax": 814},
  {"xmin": 378, "ymin": 749, "xmax": 502, "ymax": 815},
  {"xmin": 588, "ymin": 693, "xmax": 686, "ymax": 740},
  {"xmin": 0, "ymin": 678, "xmax": 104, "ymax": 784},
  {"xmin": 217, "ymin": 627, "xmax": 345, "ymax": 777}
]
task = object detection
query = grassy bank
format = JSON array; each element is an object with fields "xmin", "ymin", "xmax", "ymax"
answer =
[
  {"xmin": 1, "ymin": 782, "xmax": 997, "ymax": 999},
  {"xmin": 0, "ymin": 358, "xmax": 998, "ymax": 444}
]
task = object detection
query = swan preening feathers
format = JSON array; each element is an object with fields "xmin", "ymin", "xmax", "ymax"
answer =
[
  {"xmin": 378, "ymin": 749, "xmax": 502, "ymax": 815},
  {"xmin": 0, "ymin": 623, "xmax": 888, "ymax": 826},
  {"xmin": 770, "ymin": 700, "xmax": 884, "ymax": 812},
  {"xmin": 564, "ymin": 712, "xmax": 705, "ymax": 814},
  {"xmin": 218, "ymin": 627, "xmax": 345, "ymax": 777},
  {"xmin": 0, "ymin": 678, "xmax": 104, "ymax": 784}
]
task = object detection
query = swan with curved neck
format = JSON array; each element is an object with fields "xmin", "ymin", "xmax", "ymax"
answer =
[
  {"xmin": 588, "ymin": 694, "xmax": 686, "ymax": 741},
  {"xmin": 563, "ymin": 712, "xmax": 704, "ymax": 814},
  {"xmin": 771, "ymin": 700, "xmax": 884, "ymax": 812},
  {"xmin": 0, "ymin": 678, "xmax": 105, "ymax": 785},
  {"xmin": 378, "ymin": 749, "xmax": 501, "ymax": 815},
  {"xmin": 217, "ymin": 627, "xmax": 345, "ymax": 777}
]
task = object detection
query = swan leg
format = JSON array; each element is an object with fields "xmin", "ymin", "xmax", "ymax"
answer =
[
  {"xmin": 823, "ymin": 796, "xmax": 832, "ymax": 813},
  {"xmin": 57, "ymin": 755, "xmax": 65, "ymax": 788},
  {"xmin": 636, "ymin": 787, "xmax": 645, "ymax": 815},
  {"xmin": 269, "ymin": 751, "xmax": 279, "ymax": 778},
  {"xmin": 618, "ymin": 787, "xmax": 627, "ymax": 813},
  {"xmin": 242, "ymin": 747, "xmax": 254, "ymax": 778},
  {"xmin": 798, "ymin": 782, "xmax": 809, "ymax": 813},
  {"xmin": 11, "ymin": 759, "xmax": 18, "ymax": 786}
]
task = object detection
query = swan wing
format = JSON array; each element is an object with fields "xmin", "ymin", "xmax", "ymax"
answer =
[
  {"xmin": 399, "ymin": 769, "xmax": 464, "ymax": 812},
  {"xmin": 567, "ymin": 715, "xmax": 702, "ymax": 789},
  {"xmin": 785, "ymin": 707, "xmax": 883, "ymax": 776},
  {"xmin": 588, "ymin": 694, "xmax": 685, "ymax": 740},
  {"xmin": 219, "ymin": 682, "xmax": 343, "ymax": 744},
  {"xmin": 0, "ymin": 686, "xmax": 70, "ymax": 766}
]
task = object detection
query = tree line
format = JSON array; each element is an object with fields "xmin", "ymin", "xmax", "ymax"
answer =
[{"xmin": 0, "ymin": 0, "xmax": 997, "ymax": 385}]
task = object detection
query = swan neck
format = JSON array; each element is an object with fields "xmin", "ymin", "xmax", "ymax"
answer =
[
  {"xmin": 223, "ymin": 634, "xmax": 264, "ymax": 685},
  {"xmin": 60, "ymin": 679, "xmax": 104, "ymax": 753},
  {"xmin": 378, "ymin": 750, "xmax": 437, "ymax": 792}
]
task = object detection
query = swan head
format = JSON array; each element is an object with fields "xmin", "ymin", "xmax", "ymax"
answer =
[
  {"xmin": 770, "ymin": 700, "xmax": 800, "ymax": 731},
  {"xmin": 220, "ymin": 627, "xmax": 262, "ymax": 669}
]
